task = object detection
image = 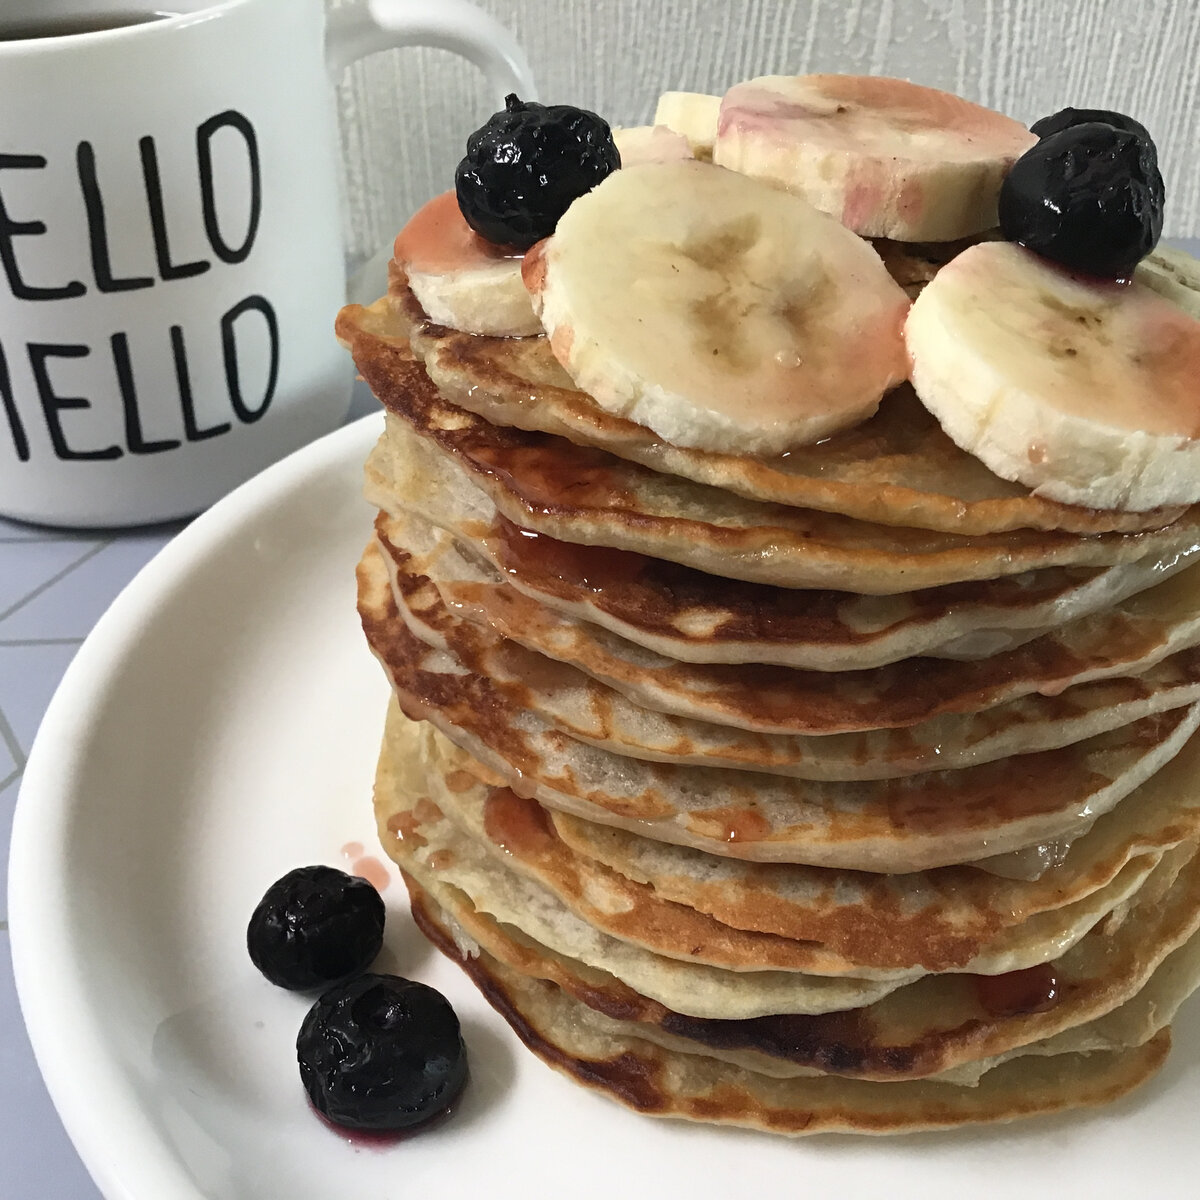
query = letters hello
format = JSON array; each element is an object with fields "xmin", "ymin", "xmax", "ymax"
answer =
[{"xmin": 0, "ymin": 110, "xmax": 279, "ymax": 463}]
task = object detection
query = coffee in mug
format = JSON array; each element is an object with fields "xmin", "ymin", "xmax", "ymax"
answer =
[{"xmin": 0, "ymin": 12, "xmax": 176, "ymax": 41}]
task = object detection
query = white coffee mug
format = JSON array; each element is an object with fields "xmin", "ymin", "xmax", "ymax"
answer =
[{"xmin": 0, "ymin": 0, "xmax": 533, "ymax": 527}]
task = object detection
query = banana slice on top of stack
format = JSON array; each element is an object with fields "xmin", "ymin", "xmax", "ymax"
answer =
[
  {"xmin": 713, "ymin": 74, "xmax": 1036, "ymax": 240},
  {"xmin": 342, "ymin": 72, "xmax": 1200, "ymax": 1138},
  {"xmin": 524, "ymin": 160, "xmax": 910, "ymax": 454},
  {"xmin": 907, "ymin": 242, "xmax": 1200, "ymax": 511},
  {"xmin": 392, "ymin": 190, "xmax": 539, "ymax": 337}
]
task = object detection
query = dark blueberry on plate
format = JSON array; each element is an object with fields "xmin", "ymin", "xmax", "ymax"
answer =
[
  {"xmin": 455, "ymin": 93, "xmax": 620, "ymax": 250},
  {"xmin": 1030, "ymin": 106, "xmax": 1154, "ymax": 150},
  {"xmin": 999, "ymin": 120, "xmax": 1164, "ymax": 279},
  {"xmin": 247, "ymin": 865, "xmax": 385, "ymax": 991},
  {"xmin": 297, "ymin": 973, "xmax": 468, "ymax": 1132}
]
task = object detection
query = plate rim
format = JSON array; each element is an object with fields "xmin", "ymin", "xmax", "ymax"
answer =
[{"xmin": 6, "ymin": 412, "xmax": 384, "ymax": 1200}]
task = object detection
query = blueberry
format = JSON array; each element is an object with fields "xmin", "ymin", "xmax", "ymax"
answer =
[
  {"xmin": 1030, "ymin": 107, "xmax": 1153, "ymax": 150},
  {"xmin": 455, "ymin": 93, "xmax": 620, "ymax": 250},
  {"xmin": 297, "ymin": 973, "xmax": 468, "ymax": 1132},
  {"xmin": 247, "ymin": 865, "xmax": 385, "ymax": 991},
  {"xmin": 999, "ymin": 121, "xmax": 1164, "ymax": 278}
]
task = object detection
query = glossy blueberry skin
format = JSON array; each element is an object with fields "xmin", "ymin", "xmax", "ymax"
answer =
[
  {"xmin": 1030, "ymin": 106, "xmax": 1153, "ymax": 150},
  {"xmin": 297, "ymin": 973, "xmax": 468, "ymax": 1132},
  {"xmin": 247, "ymin": 865, "xmax": 385, "ymax": 991},
  {"xmin": 455, "ymin": 93, "xmax": 620, "ymax": 250},
  {"xmin": 999, "ymin": 121, "xmax": 1164, "ymax": 278}
]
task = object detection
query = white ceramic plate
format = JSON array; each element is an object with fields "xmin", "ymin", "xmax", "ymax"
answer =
[{"xmin": 9, "ymin": 414, "xmax": 1200, "ymax": 1200}]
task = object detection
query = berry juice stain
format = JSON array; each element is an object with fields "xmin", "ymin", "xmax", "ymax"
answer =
[
  {"xmin": 340, "ymin": 842, "xmax": 390, "ymax": 890},
  {"xmin": 352, "ymin": 856, "xmax": 391, "ymax": 892},
  {"xmin": 310, "ymin": 1098, "xmax": 463, "ymax": 1150},
  {"xmin": 393, "ymin": 190, "xmax": 522, "ymax": 274},
  {"xmin": 338, "ymin": 841, "xmax": 391, "ymax": 891},
  {"xmin": 313, "ymin": 1107, "xmax": 405, "ymax": 1150}
]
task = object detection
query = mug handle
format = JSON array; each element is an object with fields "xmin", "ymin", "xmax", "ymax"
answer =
[{"xmin": 325, "ymin": 0, "xmax": 537, "ymax": 103}]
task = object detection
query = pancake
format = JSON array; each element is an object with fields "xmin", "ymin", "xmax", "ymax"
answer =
[
  {"xmin": 379, "ymin": 740, "xmax": 1200, "ymax": 1078},
  {"xmin": 402, "ymin": 732, "xmax": 1180, "ymax": 983},
  {"xmin": 375, "ymin": 706, "xmax": 1200, "ymax": 1088},
  {"xmin": 377, "ymin": 506, "xmax": 1199, "ymax": 672},
  {"xmin": 360, "ymin": 544, "xmax": 1200, "ymax": 870},
  {"xmin": 345, "ymin": 288, "xmax": 1185, "ymax": 538},
  {"xmin": 359, "ymin": 368, "xmax": 1200, "ymax": 594},
  {"xmin": 388, "ymin": 542, "xmax": 1200, "ymax": 781},
  {"xmin": 410, "ymin": 866, "xmax": 1200, "ymax": 1089},
  {"xmin": 413, "ymin": 699, "xmax": 1199, "ymax": 871},
  {"xmin": 372, "ymin": 524, "xmax": 1200, "ymax": 736},
  {"xmin": 540, "ymin": 727, "xmax": 1200, "ymax": 967},
  {"xmin": 391, "ymin": 822, "xmax": 907, "ymax": 1017},
  {"xmin": 421, "ymin": 876, "xmax": 1194, "ymax": 1094},
  {"xmin": 409, "ymin": 883, "xmax": 1171, "ymax": 1134}
]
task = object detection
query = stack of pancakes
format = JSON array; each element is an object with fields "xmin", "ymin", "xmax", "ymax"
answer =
[{"xmin": 337, "ymin": 264, "xmax": 1200, "ymax": 1135}]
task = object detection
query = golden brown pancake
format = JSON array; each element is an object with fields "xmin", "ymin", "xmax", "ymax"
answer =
[
  {"xmin": 372, "ymin": 518, "xmax": 1200, "ymax": 737},
  {"xmin": 403, "ymin": 735, "xmax": 1184, "ymax": 985},
  {"xmin": 344, "ymin": 286, "xmax": 1185, "ymax": 537},
  {"xmin": 374, "ymin": 712, "xmax": 1200, "ymax": 1081},
  {"xmin": 543, "ymin": 732, "xmax": 1200, "ymax": 967},
  {"xmin": 375, "ymin": 505, "xmax": 1199, "ymax": 671},
  {"xmin": 386, "ymin": 536, "xmax": 1200, "ymax": 781},
  {"xmin": 359, "ymin": 542, "xmax": 1200, "ymax": 871},
  {"xmin": 357, "ymin": 359, "xmax": 1200, "ymax": 594},
  {"xmin": 408, "ymin": 881, "xmax": 1172, "ymax": 1134}
]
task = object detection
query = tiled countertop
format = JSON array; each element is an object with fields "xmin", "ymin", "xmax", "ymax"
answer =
[
  {"xmin": 0, "ymin": 518, "xmax": 183, "ymax": 1198},
  {"xmin": 1, "ymin": 376, "xmax": 373, "ymax": 1198}
]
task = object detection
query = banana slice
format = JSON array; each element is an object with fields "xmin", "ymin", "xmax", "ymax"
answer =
[
  {"xmin": 523, "ymin": 160, "xmax": 910, "ymax": 455},
  {"xmin": 714, "ymin": 75, "xmax": 1035, "ymax": 241},
  {"xmin": 653, "ymin": 91, "xmax": 721, "ymax": 157},
  {"xmin": 613, "ymin": 124, "xmax": 694, "ymax": 167},
  {"xmin": 392, "ymin": 191, "xmax": 540, "ymax": 337},
  {"xmin": 906, "ymin": 240, "xmax": 1200, "ymax": 511}
]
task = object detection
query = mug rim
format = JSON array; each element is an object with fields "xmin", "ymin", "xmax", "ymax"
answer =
[{"xmin": 0, "ymin": 0, "xmax": 280, "ymax": 51}]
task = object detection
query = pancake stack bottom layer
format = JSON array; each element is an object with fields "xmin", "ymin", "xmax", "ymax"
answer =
[{"xmin": 338, "ymin": 276, "xmax": 1200, "ymax": 1135}]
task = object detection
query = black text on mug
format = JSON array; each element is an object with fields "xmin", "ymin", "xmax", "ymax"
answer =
[{"xmin": 0, "ymin": 109, "xmax": 280, "ymax": 462}]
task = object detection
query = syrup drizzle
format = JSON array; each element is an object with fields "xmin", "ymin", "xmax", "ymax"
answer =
[
  {"xmin": 482, "ymin": 787, "xmax": 557, "ymax": 857},
  {"xmin": 973, "ymin": 964, "xmax": 1060, "ymax": 1017},
  {"xmin": 689, "ymin": 804, "xmax": 771, "ymax": 843},
  {"xmin": 489, "ymin": 515, "xmax": 650, "ymax": 595}
]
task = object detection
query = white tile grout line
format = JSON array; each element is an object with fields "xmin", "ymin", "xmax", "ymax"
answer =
[
  {"xmin": 0, "ymin": 539, "xmax": 118, "ymax": 936},
  {"xmin": 0, "ymin": 708, "xmax": 24, "ymax": 775},
  {"xmin": 0, "ymin": 639, "xmax": 86, "ymax": 648},
  {"xmin": 2, "ymin": 774, "xmax": 17, "ymax": 929},
  {"xmin": 0, "ymin": 535, "xmax": 89, "ymax": 544},
  {"xmin": 0, "ymin": 539, "xmax": 111, "ymax": 626}
]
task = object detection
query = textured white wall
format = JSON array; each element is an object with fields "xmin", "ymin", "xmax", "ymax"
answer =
[{"xmin": 330, "ymin": 0, "xmax": 1200, "ymax": 265}]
